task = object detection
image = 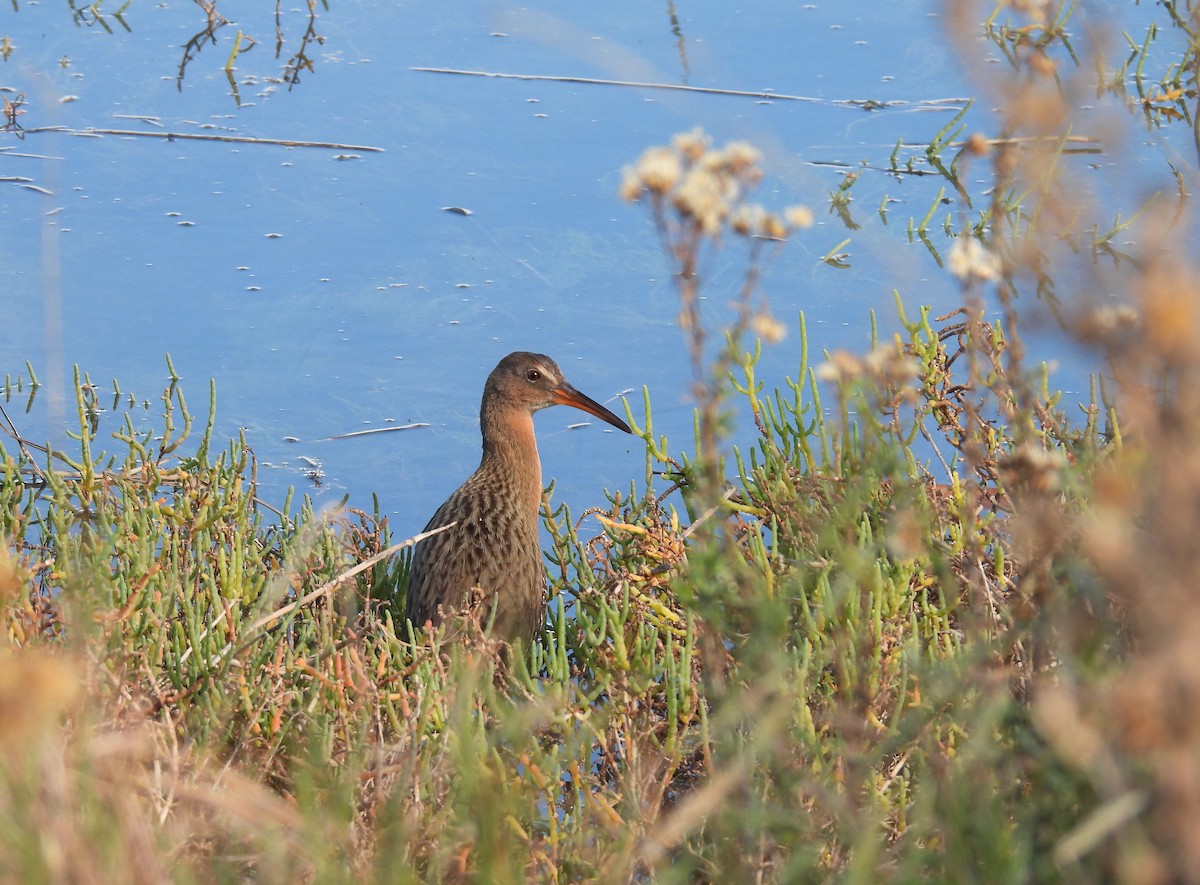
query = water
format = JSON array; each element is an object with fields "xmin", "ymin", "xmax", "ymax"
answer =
[{"xmin": 0, "ymin": 0, "xmax": 1192, "ymax": 539}]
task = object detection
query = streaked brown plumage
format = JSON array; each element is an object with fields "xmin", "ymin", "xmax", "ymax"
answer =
[{"xmin": 405, "ymin": 352, "xmax": 632, "ymax": 647}]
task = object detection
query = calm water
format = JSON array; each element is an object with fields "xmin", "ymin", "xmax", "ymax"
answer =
[{"xmin": 0, "ymin": 1, "xmax": 1188, "ymax": 536}]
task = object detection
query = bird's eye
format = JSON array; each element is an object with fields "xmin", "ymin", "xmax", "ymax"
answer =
[{"xmin": 526, "ymin": 369, "xmax": 541, "ymax": 382}]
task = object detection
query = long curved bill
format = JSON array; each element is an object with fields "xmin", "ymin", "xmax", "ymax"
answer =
[{"xmin": 552, "ymin": 384, "xmax": 632, "ymax": 433}]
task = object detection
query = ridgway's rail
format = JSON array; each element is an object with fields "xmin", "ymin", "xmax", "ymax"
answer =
[{"xmin": 405, "ymin": 352, "xmax": 632, "ymax": 647}]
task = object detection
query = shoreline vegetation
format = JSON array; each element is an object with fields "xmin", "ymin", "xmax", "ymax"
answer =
[{"xmin": 6, "ymin": 2, "xmax": 1200, "ymax": 881}]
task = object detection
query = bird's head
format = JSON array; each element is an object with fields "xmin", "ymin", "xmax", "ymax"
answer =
[{"xmin": 485, "ymin": 352, "xmax": 632, "ymax": 433}]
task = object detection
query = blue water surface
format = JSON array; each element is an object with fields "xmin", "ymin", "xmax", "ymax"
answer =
[{"xmin": 0, "ymin": 0, "xmax": 1190, "ymax": 539}]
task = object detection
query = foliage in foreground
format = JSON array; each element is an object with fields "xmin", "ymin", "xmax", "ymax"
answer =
[
  {"xmin": 6, "ymin": 2, "xmax": 1200, "ymax": 883},
  {"xmin": 0, "ymin": 301, "xmax": 1182, "ymax": 883}
]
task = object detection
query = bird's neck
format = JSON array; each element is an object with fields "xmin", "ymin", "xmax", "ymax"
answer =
[{"xmin": 480, "ymin": 408, "xmax": 543, "ymax": 511}]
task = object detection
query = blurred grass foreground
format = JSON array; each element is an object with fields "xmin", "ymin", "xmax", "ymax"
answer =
[{"xmin": 6, "ymin": 3, "xmax": 1200, "ymax": 882}]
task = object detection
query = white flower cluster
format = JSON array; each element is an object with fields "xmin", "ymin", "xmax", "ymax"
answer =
[
  {"xmin": 620, "ymin": 128, "xmax": 812, "ymax": 242},
  {"xmin": 816, "ymin": 344, "xmax": 919, "ymax": 387},
  {"xmin": 947, "ymin": 235, "xmax": 1002, "ymax": 284}
]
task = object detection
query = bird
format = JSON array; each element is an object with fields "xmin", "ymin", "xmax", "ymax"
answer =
[{"xmin": 405, "ymin": 351, "xmax": 632, "ymax": 648}]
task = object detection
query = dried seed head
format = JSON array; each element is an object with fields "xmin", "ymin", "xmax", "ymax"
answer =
[
  {"xmin": 873, "ymin": 345, "xmax": 919, "ymax": 384},
  {"xmin": 618, "ymin": 167, "xmax": 644, "ymax": 203},
  {"xmin": 1086, "ymin": 305, "xmax": 1141, "ymax": 335},
  {"xmin": 761, "ymin": 212, "xmax": 787, "ymax": 240},
  {"xmin": 785, "ymin": 205, "xmax": 814, "ymax": 229},
  {"xmin": 818, "ymin": 345, "xmax": 916, "ymax": 385},
  {"xmin": 948, "ymin": 235, "xmax": 1002, "ymax": 283},
  {"xmin": 636, "ymin": 146, "xmax": 682, "ymax": 195},
  {"xmin": 674, "ymin": 167, "xmax": 729, "ymax": 235},
  {"xmin": 816, "ymin": 351, "xmax": 864, "ymax": 382},
  {"xmin": 965, "ymin": 132, "xmax": 991, "ymax": 157},
  {"xmin": 751, "ymin": 313, "xmax": 786, "ymax": 344},
  {"xmin": 672, "ymin": 128, "xmax": 709, "ymax": 162},
  {"xmin": 724, "ymin": 141, "xmax": 762, "ymax": 174},
  {"xmin": 730, "ymin": 205, "xmax": 757, "ymax": 236}
]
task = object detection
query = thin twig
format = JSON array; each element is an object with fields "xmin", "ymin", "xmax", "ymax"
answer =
[
  {"xmin": 315, "ymin": 424, "xmax": 430, "ymax": 441},
  {"xmin": 0, "ymin": 402, "xmax": 50, "ymax": 484},
  {"xmin": 680, "ymin": 487, "xmax": 737, "ymax": 541},
  {"xmin": 411, "ymin": 67, "xmax": 970, "ymax": 110},
  {"xmin": 19, "ymin": 126, "xmax": 385, "ymax": 152},
  {"xmin": 181, "ymin": 522, "xmax": 456, "ymax": 667}
]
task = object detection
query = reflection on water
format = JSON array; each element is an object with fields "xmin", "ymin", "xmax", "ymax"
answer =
[
  {"xmin": 0, "ymin": 1, "xmax": 1195, "ymax": 538},
  {"xmin": 174, "ymin": 0, "xmax": 327, "ymax": 105}
]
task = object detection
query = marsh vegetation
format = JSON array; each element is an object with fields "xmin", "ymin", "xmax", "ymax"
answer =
[{"xmin": 5, "ymin": 1, "xmax": 1200, "ymax": 882}]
